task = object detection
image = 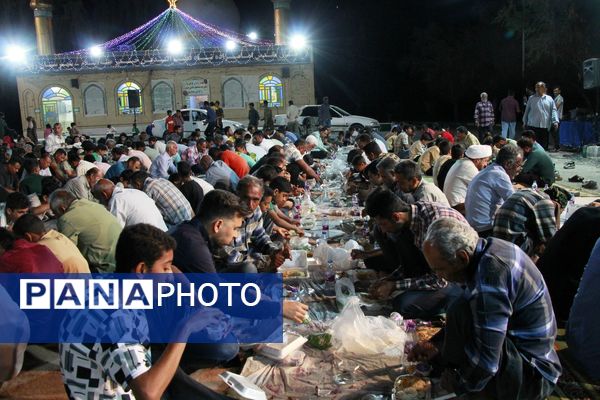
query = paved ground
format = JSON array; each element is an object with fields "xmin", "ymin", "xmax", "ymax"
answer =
[{"xmin": 550, "ymin": 151, "xmax": 600, "ymax": 198}]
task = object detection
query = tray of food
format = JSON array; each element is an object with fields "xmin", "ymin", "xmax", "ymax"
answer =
[
  {"xmin": 392, "ymin": 375, "xmax": 431, "ymax": 400},
  {"xmin": 280, "ymin": 268, "xmax": 310, "ymax": 279}
]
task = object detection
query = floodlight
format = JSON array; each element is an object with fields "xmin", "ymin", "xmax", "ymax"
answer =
[
  {"xmin": 167, "ymin": 38, "xmax": 184, "ymax": 55},
  {"xmin": 289, "ymin": 34, "xmax": 307, "ymax": 50},
  {"xmin": 247, "ymin": 32, "xmax": 258, "ymax": 41},
  {"xmin": 225, "ymin": 40, "xmax": 237, "ymax": 51},
  {"xmin": 90, "ymin": 45, "xmax": 103, "ymax": 57},
  {"xmin": 5, "ymin": 44, "xmax": 27, "ymax": 64}
]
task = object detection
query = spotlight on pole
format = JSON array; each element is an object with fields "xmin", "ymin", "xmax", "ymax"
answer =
[
  {"xmin": 247, "ymin": 32, "xmax": 258, "ymax": 41},
  {"xmin": 225, "ymin": 40, "xmax": 237, "ymax": 51},
  {"xmin": 5, "ymin": 44, "xmax": 28, "ymax": 64},
  {"xmin": 289, "ymin": 34, "xmax": 307, "ymax": 51},
  {"xmin": 90, "ymin": 45, "xmax": 103, "ymax": 58},
  {"xmin": 167, "ymin": 38, "xmax": 184, "ymax": 55}
]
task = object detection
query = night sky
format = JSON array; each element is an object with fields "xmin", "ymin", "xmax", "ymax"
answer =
[{"xmin": 1, "ymin": 0, "xmax": 599, "ymax": 130}]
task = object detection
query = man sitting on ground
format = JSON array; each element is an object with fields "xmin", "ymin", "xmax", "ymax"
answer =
[
  {"xmin": 418, "ymin": 139, "xmax": 441, "ymax": 176},
  {"xmin": 198, "ymin": 155, "xmax": 239, "ymax": 191},
  {"xmin": 394, "ymin": 160, "xmax": 448, "ymax": 204},
  {"xmin": 63, "ymin": 167, "xmax": 103, "ymax": 202},
  {"xmin": 443, "ymin": 144, "xmax": 491, "ymax": 213},
  {"xmin": 49, "ymin": 190, "xmax": 122, "ymax": 272},
  {"xmin": 431, "ymin": 139, "xmax": 451, "ymax": 187},
  {"xmin": 0, "ymin": 227, "xmax": 63, "ymax": 273},
  {"xmin": 411, "ymin": 218, "xmax": 560, "ymax": 398},
  {"xmin": 92, "ymin": 178, "xmax": 168, "ymax": 231},
  {"xmin": 436, "ymin": 144, "xmax": 464, "ymax": 192},
  {"xmin": 358, "ymin": 189, "xmax": 465, "ymax": 319},
  {"xmin": 0, "ymin": 192, "xmax": 30, "ymax": 229},
  {"xmin": 12, "ymin": 213, "xmax": 90, "ymax": 273},
  {"xmin": 492, "ymin": 188, "xmax": 557, "ymax": 261},
  {"xmin": 59, "ymin": 223, "xmax": 231, "ymax": 400},
  {"xmin": 130, "ymin": 172, "xmax": 193, "ymax": 227},
  {"xmin": 516, "ymin": 137, "xmax": 555, "ymax": 186},
  {"xmin": 465, "ymin": 145, "xmax": 523, "ymax": 236},
  {"xmin": 223, "ymin": 176, "xmax": 290, "ymax": 272}
]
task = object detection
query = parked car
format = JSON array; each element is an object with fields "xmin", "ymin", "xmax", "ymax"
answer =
[
  {"xmin": 152, "ymin": 108, "xmax": 245, "ymax": 138},
  {"xmin": 275, "ymin": 105, "xmax": 380, "ymax": 132}
]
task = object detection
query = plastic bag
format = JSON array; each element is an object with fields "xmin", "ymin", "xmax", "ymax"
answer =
[
  {"xmin": 335, "ymin": 278, "xmax": 356, "ymax": 310},
  {"xmin": 331, "ymin": 296, "xmax": 407, "ymax": 356}
]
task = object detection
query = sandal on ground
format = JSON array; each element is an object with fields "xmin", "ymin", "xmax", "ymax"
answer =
[
  {"xmin": 569, "ymin": 175, "xmax": 585, "ymax": 183},
  {"xmin": 564, "ymin": 161, "xmax": 575, "ymax": 169},
  {"xmin": 583, "ymin": 180, "xmax": 598, "ymax": 190}
]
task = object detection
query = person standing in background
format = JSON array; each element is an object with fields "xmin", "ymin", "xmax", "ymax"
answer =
[
  {"xmin": 286, "ymin": 100, "xmax": 299, "ymax": 134},
  {"xmin": 25, "ymin": 116, "xmax": 37, "ymax": 144},
  {"xmin": 248, "ymin": 103, "xmax": 260, "ymax": 130},
  {"xmin": 499, "ymin": 91, "xmax": 520, "ymax": 139},
  {"xmin": 262, "ymin": 100, "xmax": 274, "ymax": 130},
  {"xmin": 318, "ymin": 96, "xmax": 332, "ymax": 128},
  {"xmin": 552, "ymin": 87, "xmax": 564, "ymax": 152},
  {"xmin": 474, "ymin": 92, "xmax": 495, "ymax": 140},
  {"xmin": 522, "ymin": 82, "xmax": 559, "ymax": 150}
]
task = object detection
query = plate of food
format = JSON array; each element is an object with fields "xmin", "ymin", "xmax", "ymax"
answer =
[{"xmin": 392, "ymin": 375, "xmax": 431, "ymax": 400}]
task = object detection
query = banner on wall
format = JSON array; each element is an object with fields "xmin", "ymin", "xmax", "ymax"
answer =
[{"xmin": 182, "ymin": 79, "xmax": 210, "ymax": 97}]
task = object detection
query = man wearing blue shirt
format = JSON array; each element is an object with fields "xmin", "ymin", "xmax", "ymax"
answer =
[
  {"xmin": 410, "ymin": 218, "xmax": 560, "ymax": 398},
  {"xmin": 522, "ymin": 81, "xmax": 559, "ymax": 150},
  {"xmin": 465, "ymin": 145, "xmax": 523, "ymax": 236},
  {"xmin": 149, "ymin": 141, "xmax": 178, "ymax": 179}
]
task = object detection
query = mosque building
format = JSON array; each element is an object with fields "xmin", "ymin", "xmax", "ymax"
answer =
[{"xmin": 17, "ymin": 0, "xmax": 315, "ymax": 135}]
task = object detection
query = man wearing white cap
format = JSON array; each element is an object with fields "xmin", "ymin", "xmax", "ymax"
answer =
[
  {"xmin": 465, "ymin": 145, "xmax": 524, "ymax": 236},
  {"xmin": 443, "ymin": 145, "xmax": 492, "ymax": 214}
]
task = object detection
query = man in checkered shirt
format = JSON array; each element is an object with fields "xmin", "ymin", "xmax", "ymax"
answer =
[{"xmin": 474, "ymin": 92, "xmax": 495, "ymax": 140}]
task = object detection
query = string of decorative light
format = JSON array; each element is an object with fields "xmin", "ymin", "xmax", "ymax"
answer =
[
  {"xmin": 62, "ymin": 6, "xmax": 271, "ymax": 56},
  {"xmin": 23, "ymin": 46, "xmax": 312, "ymax": 74}
]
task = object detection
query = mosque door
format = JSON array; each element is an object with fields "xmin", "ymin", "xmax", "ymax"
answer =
[{"xmin": 42, "ymin": 87, "xmax": 74, "ymax": 127}]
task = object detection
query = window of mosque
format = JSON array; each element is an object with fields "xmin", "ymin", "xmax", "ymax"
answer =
[
  {"xmin": 41, "ymin": 86, "xmax": 74, "ymax": 127},
  {"xmin": 152, "ymin": 81, "xmax": 174, "ymax": 113},
  {"xmin": 223, "ymin": 78, "xmax": 244, "ymax": 108},
  {"xmin": 83, "ymin": 84, "xmax": 106, "ymax": 116},
  {"xmin": 117, "ymin": 81, "xmax": 143, "ymax": 114},
  {"xmin": 259, "ymin": 75, "xmax": 283, "ymax": 107}
]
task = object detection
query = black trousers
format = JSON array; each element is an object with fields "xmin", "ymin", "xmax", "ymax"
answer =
[
  {"xmin": 433, "ymin": 298, "xmax": 554, "ymax": 399},
  {"xmin": 528, "ymin": 127, "xmax": 550, "ymax": 150}
]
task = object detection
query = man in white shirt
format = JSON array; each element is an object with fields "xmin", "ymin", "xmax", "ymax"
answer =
[
  {"xmin": 44, "ymin": 123, "xmax": 67, "ymax": 154},
  {"xmin": 190, "ymin": 175, "xmax": 214, "ymax": 194},
  {"xmin": 286, "ymin": 100, "xmax": 300, "ymax": 133},
  {"xmin": 68, "ymin": 152, "xmax": 96, "ymax": 177},
  {"xmin": 443, "ymin": 145, "xmax": 491, "ymax": 213},
  {"xmin": 128, "ymin": 148, "xmax": 152, "ymax": 170},
  {"xmin": 92, "ymin": 178, "xmax": 168, "ymax": 231}
]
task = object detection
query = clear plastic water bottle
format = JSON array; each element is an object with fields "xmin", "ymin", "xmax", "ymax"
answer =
[
  {"xmin": 321, "ymin": 216, "xmax": 330, "ymax": 240},
  {"xmin": 531, "ymin": 180, "xmax": 538, "ymax": 191},
  {"xmin": 389, "ymin": 312, "xmax": 404, "ymax": 327},
  {"xmin": 293, "ymin": 203, "xmax": 302, "ymax": 223},
  {"xmin": 352, "ymin": 194, "xmax": 359, "ymax": 207},
  {"xmin": 325, "ymin": 256, "xmax": 335, "ymax": 284}
]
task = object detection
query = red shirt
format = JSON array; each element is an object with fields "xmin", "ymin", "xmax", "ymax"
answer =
[
  {"xmin": 0, "ymin": 239, "xmax": 64, "ymax": 273},
  {"xmin": 440, "ymin": 130, "xmax": 455, "ymax": 143},
  {"xmin": 220, "ymin": 150, "xmax": 250, "ymax": 179},
  {"xmin": 165, "ymin": 115, "xmax": 175, "ymax": 133}
]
